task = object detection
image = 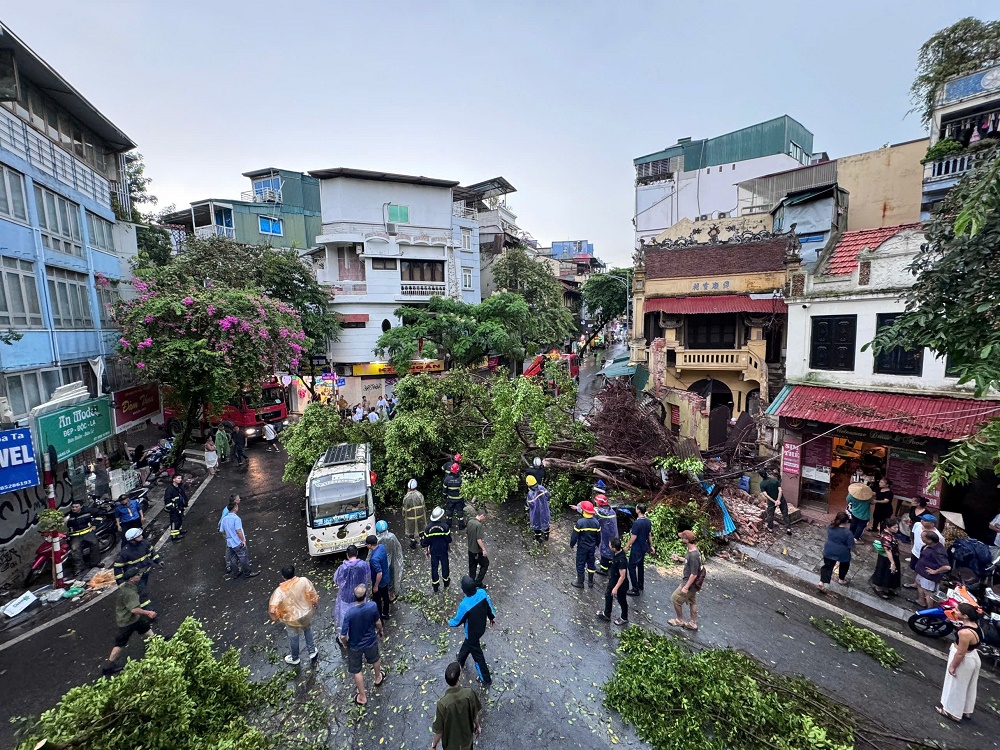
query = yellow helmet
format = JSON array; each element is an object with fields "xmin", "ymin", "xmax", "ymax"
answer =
[{"xmin": 526, "ymin": 475, "xmax": 537, "ymax": 487}]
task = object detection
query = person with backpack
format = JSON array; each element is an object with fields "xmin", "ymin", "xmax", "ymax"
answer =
[{"xmin": 669, "ymin": 530, "xmax": 703, "ymax": 631}]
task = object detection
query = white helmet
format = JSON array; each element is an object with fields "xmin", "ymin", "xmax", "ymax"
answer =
[
  {"xmin": 407, "ymin": 479, "xmax": 418, "ymax": 490},
  {"xmin": 533, "ymin": 457, "xmax": 542, "ymax": 467}
]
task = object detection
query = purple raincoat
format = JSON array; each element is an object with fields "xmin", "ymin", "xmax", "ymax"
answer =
[
  {"xmin": 527, "ymin": 485, "xmax": 551, "ymax": 531},
  {"xmin": 333, "ymin": 557, "xmax": 371, "ymax": 630}
]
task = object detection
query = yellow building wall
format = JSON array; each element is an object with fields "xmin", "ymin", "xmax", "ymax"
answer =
[{"xmin": 836, "ymin": 139, "xmax": 926, "ymax": 231}]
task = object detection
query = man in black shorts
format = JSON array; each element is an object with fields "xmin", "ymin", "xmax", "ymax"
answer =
[
  {"xmin": 101, "ymin": 567, "xmax": 157, "ymax": 675},
  {"xmin": 338, "ymin": 584, "xmax": 385, "ymax": 706}
]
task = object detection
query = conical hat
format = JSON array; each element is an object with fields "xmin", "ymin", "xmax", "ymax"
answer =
[
  {"xmin": 940, "ymin": 511, "xmax": 965, "ymax": 530},
  {"xmin": 847, "ymin": 483, "xmax": 874, "ymax": 501}
]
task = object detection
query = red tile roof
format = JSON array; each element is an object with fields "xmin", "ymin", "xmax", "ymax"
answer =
[
  {"xmin": 644, "ymin": 237, "xmax": 791, "ymax": 279},
  {"xmin": 824, "ymin": 223, "xmax": 922, "ymax": 276},
  {"xmin": 774, "ymin": 385, "xmax": 1000, "ymax": 440},
  {"xmin": 644, "ymin": 295, "xmax": 787, "ymax": 315}
]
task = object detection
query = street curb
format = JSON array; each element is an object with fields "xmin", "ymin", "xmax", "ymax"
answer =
[
  {"xmin": 732, "ymin": 542, "xmax": 911, "ymax": 621},
  {"xmin": 0, "ymin": 474, "xmax": 215, "ymax": 654}
]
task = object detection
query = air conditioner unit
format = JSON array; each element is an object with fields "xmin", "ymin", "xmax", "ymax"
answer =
[
  {"xmin": 335, "ymin": 365, "xmax": 352, "ymax": 377},
  {"xmin": 718, "ymin": 212, "xmax": 729, "ymax": 219},
  {"xmin": 697, "ymin": 214, "xmax": 709, "ymax": 221},
  {"xmin": 386, "ymin": 223, "xmax": 398, "ymax": 236}
]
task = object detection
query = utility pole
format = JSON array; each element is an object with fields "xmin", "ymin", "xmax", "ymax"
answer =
[{"xmin": 42, "ymin": 445, "xmax": 65, "ymax": 589}]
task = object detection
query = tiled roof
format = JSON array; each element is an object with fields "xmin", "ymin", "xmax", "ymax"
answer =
[
  {"xmin": 824, "ymin": 223, "xmax": 922, "ymax": 276},
  {"xmin": 644, "ymin": 237, "xmax": 791, "ymax": 279},
  {"xmin": 772, "ymin": 385, "xmax": 1000, "ymax": 440},
  {"xmin": 643, "ymin": 295, "xmax": 787, "ymax": 315}
]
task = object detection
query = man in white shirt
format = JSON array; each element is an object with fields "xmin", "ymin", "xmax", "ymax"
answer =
[
  {"xmin": 376, "ymin": 395, "xmax": 388, "ymax": 412},
  {"xmin": 352, "ymin": 406, "xmax": 364, "ymax": 422},
  {"xmin": 366, "ymin": 409, "xmax": 379, "ymax": 423},
  {"xmin": 263, "ymin": 422, "xmax": 279, "ymax": 452}
]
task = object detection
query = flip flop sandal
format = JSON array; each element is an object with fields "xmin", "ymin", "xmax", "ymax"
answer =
[
  {"xmin": 353, "ymin": 694, "xmax": 367, "ymax": 706},
  {"xmin": 614, "ymin": 618, "xmax": 628, "ymax": 626},
  {"xmin": 668, "ymin": 618, "xmax": 685, "ymax": 627},
  {"xmin": 373, "ymin": 675, "xmax": 387, "ymax": 688},
  {"xmin": 682, "ymin": 622, "xmax": 699, "ymax": 631},
  {"xmin": 935, "ymin": 706, "xmax": 960, "ymax": 723}
]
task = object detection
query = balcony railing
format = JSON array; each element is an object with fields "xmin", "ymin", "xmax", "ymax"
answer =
[
  {"xmin": 0, "ymin": 105, "xmax": 112, "ymax": 209},
  {"xmin": 328, "ymin": 280, "xmax": 368, "ymax": 296},
  {"xmin": 194, "ymin": 225, "xmax": 236, "ymax": 239},
  {"xmin": 452, "ymin": 202, "xmax": 477, "ymax": 219},
  {"xmin": 241, "ymin": 188, "xmax": 283, "ymax": 203},
  {"xmin": 400, "ymin": 282, "xmax": 446, "ymax": 297},
  {"xmin": 925, "ymin": 154, "xmax": 973, "ymax": 181},
  {"xmin": 676, "ymin": 347, "xmax": 764, "ymax": 381}
]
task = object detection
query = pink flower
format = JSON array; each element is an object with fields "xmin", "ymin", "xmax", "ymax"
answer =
[
  {"xmin": 143, "ymin": 315, "xmax": 155, "ymax": 323},
  {"xmin": 207, "ymin": 305, "xmax": 216, "ymax": 316},
  {"xmin": 258, "ymin": 328, "xmax": 268, "ymax": 339},
  {"xmin": 137, "ymin": 338, "xmax": 153, "ymax": 349},
  {"xmin": 136, "ymin": 362, "xmax": 146, "ymax": 369},
  {"xmin": 279, "ymin": 328, "xmax": 290, "ymax": 338},
  {"xmin": 182, "ymin": 296, "xmax": 194, "ymax": 306},
  {"xmin": 119, "ymin": 338, "xmax": 130, "ymax": 348},
  {"xmin": 133, "ymin": 280, "xmax": 148, "ymax": 293}
]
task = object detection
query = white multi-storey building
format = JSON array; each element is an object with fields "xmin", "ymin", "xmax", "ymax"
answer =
[{"xmin": 306, "ymin": 168, "xmax": 481, "ymax": 402}]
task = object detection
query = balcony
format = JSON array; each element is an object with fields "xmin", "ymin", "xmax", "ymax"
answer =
[
  {"xmin": 194, "ymin": 225, "xmax": 236, "ymax": 239},
  {"xmin": 452, "ymin": 202, "xmax": 477, "ymax": 219},
  {"xmin": 241, "ymin": 188, "xmax": 283, "ymax": 203},
  {"xmin": 924, "ymin": 154, "xmax": 973, "ymax": 183},
  {"xmin": 675, "ymin": 347, "xmax": 765, "ymax": 383},
  {"xmin": 327, "ymin": 280, "xmax": 368, "ymax": 297},
  {"xmin": 400, "ymin": 282, "xmax": 446, "ymax": 297}
]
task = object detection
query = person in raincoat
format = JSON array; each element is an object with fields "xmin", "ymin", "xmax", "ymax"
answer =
[
  {"xmin": 525, "ymin": 475, "xmax": 551, "ymax": 543},
  {"xmin": 269, "ymin": 564, "xmax": 320, "ymax": 665},
  {"xmin": 376, "ymin": 520, "xmax": 405, "ymax": 600},
  {"xmin": 593, "ymin": 494, "xmax": 619, "ymax": 575},
  {"xmin": 403, "ymin": 479, "xmax": 427, "ymax": 549},
  {"xmin": 215, "ymin": 425, "xmax": 231, "ymax": 464},
  {"xmin": 333, "ymin": 545, "xmax": 371, "ymax": 634}
]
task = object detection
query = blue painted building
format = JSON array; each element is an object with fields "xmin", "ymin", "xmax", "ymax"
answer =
[{"xmin": 0, "ymin": 24, "xmax": 136, "ymax": 424}]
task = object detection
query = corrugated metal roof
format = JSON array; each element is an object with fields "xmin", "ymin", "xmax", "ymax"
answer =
[
  {"xmin": 644, "ymin": 295, "xmax": 788, "ymax": 315},
  {"xmin": 824, "ymin": 223, "xmax": 922, "ymax": 275},
  {"xmin": 773, "ymin": 385, "xmax": 1000, "ymax": 440}
]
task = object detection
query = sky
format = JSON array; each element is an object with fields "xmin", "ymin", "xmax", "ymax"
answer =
[{"xmin": 4, "ymin": 1, "xmax": 998, "ymax": 267}]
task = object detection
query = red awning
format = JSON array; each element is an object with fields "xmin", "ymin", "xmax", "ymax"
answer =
[
  {"xmin": 337, "ymin": 313, "xmax": 369, "ymax": 323},
  {"xmin": 773, "ymin": 385, "xmax": 1000, "ymax": 440},
  {"xmin": 643, "ymin": 295, "xmax": 787, "ymax": 315}
]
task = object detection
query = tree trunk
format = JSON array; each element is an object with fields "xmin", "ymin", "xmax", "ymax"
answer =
[{"xmin": 167, "ymin": 398, "xmax": 200, "ymax": 468}]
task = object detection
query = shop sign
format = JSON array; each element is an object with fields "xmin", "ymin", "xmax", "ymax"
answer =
[
  {"xmin": 921, "ymin": 467, "xmax": 943, "ymax": 509},
  {"xmin": 336, "ymin": 377, "xmax": 346, "ymax": 387},
  {"xmin": 112, "ymin": 384, "xmax": 162, "ymax": 433},
  {"xmin": 781, "ymin": 442, "xmax": 801, "ymax": 476},
  {"xmin": 0, "ymin": 428, "xmax": 39, "ymax": 494},
  {"xmin": 887, "ymin": 447, "xmax": 930, "ymax": 501},
  {"xmin": 37, "ymin": 397, "xmax": 113, "ymax": 462},
  {"xmin": 800, "ymin": 435, "xmax": 832, "ymax": 484},
  {"xmin": 321, "ymin": 373, "xmax": 336, "ymax": 382},
  {"xmin": 352, "ymin": 360, "xmax": 444, "ymax": 377}
]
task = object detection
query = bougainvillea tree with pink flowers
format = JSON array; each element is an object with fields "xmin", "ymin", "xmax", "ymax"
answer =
[{"xmin": 116, "ymin": 278, "xmax": 306, "ymax": 463}]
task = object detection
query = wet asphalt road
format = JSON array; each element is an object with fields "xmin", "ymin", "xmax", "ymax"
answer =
[{"xmin": 1, "ymin": 351, "xmax": 998, "ymax": 749}]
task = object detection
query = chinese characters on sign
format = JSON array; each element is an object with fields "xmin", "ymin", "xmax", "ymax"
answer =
[
  {"xmin": 691, "ymin": 279, "xmax": 732, "ymax": 292},
  {"xmin": 0, "ymin": 428, "xmax": 39, "ymax": 494},
  {"xmin": 37, "ymin": 397, "xmax": 113, "ymax": 462}
]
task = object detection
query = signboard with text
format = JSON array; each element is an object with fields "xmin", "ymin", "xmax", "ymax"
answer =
[
  {"xmin": 352, "ymin": 360, "xmax": 444, "ymax": 377},
  {"xmin": 781, "ymin": 442, "xmax": 801, "ymax": 476},
  {"xmin": 0, "ymin": 428, "xmax": 39, "ymax": 494},
  {"xmin": 37, "ymin": 397, "xmax": 113, "ymax": 462},
  {"xmin": 112, "ymin": 383, "xmax": 162, "ymax": 433}
]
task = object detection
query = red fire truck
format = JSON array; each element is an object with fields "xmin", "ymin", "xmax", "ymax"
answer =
[{"xmin": 163, "ymin": 378, "xmax": 288, "ymax": 440}]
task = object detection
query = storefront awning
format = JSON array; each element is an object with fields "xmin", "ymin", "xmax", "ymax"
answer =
[
  {"xmin": 769, "ymin": 385, "xmax": 1000, "ymax": 440},
  {"xmin": 643, "ymin": 295, "xmax": 787, "ymax": 315}
]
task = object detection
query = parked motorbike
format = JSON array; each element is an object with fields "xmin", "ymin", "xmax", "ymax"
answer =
[
  {"xmin": 137, "ymin": 439, "xmax": 174, "ymax": 488},
  {"xmin": 24, "ymin": 501, "xmax": 118, "ymax": 587},
  {"xmin": 908, "ymin": 584, "xmax": 1000, "ymax": 658}
]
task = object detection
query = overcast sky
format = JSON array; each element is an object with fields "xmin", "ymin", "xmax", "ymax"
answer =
[{"xmin": 4, "ymin": 2, "xmax": 997, "ymax": 266}]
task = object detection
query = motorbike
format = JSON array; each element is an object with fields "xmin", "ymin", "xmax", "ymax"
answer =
[
  {"xmin": 137, "ymin": 439, "xmax": 174, "ymax": 488},
  {"xmin": 907, "ymin": 585, "xmax": 1000, "ymax": 666},
  {"xmin": 25, "ymin": 500, "xmax": 119, "ymax": 587}
]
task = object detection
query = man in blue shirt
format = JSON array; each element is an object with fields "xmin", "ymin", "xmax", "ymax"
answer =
[
  {"xmin": 219, "ymin": 494, "xmax": 240, "ymax": 574},
  {"xmin": 366, "ymin": 535, "xmax": 392, "ymax": 618},
  {"xmin": 219, "ymin": 500, "xmax": 260, "ymax": 580},
  {"xmin": 624, "ymin": 503, "xmax": 655, "ymax": 596},
  {"xmin": 448, "ymin": 575, "xmax": 496, "ymax": 687},
  {"xmin": 339, "ymin": 584, "xmax": 384, "ymax": 706},
  {"xmin": 113, "ymin": 494, "xmax": 144, "ymax": 546}
]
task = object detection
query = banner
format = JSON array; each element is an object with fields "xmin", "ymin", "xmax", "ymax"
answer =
[
  {"xmin": 352, "ymin": 360, "xmax": 444, "ymax": 377},
  {"xmin": 0, "ymin": 428, "xmax": 39, "ymax": 494},
  {"xmin": 112, "ymin": 383, "xmax": 162, "ymax": 433},
  {"xmin": 36, "ymin": 397, "xmax": 113, "ymax": 462}
]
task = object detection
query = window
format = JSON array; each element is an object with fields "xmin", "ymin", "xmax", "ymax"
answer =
[
  {"xmin": 387, "ymin": 204, "xmax": 409, "ymax": 223},
  {"xmin": 61, "ymin": 364, "xmax": 85, "ymax": 388},
  {"xmin": 0, "ymin": 257, "xmax": 43, "ymax": 327},
  {"xmin": 687, "ymin": 314, "xmax": 737, "ymax": 350},
  {"xmin": 46, "ymin": 267, "xmax": 93, "ymax": 328},
  {"xmin": 0, "ymin": 166, "xmax": 28, "ymax": 222},
  {"xmin": 4, "ymin": 369, "xmax": 61, "ymax": 416},
  {"xmin": 258, "ymin": 216, "xmax": 283, "ymax": 236},
  {"xmin": 342, "ymin": 321, "xmax": 365, "ymax": 329},
  {"xmin": 400, "ymin": 260, "xmax": 444, "ymax": 282},
  {"xmin": 873, "ymin": 313, "xmax": 922, "ymax": 376},
  {"xmin": 461, "ymin": 228, "xmax": 472, "ymax": 250},
  {"xmin": 252, "ymin": 176, "xmax": 281, "ymax": 200},
  {"xmin": 809, "ymin": 315, "xmax": 856, "ymax": 371},
  {"xmin": 97, "ymin": 284, "xmax": 120, "ymax": 327},
  {"xmin": 381, "ymin": 319, "xmax": 392, "ymax": 333},
  {"xmin": 371, "ymin": 257, "xmax": 397, "ymax": 270},
  {"xmin": 462, "ymin": 267, "xmax": 473, "ymax": 290},
  {"xmin": 944, "ymin": 354, "xmax": 961, "ymax": 378},
  {"xmin": 86, "ymin": 213, "xmax": 115, "ymax": 252},
  {"xmin": 34, "ymin": 186, "xmax": 82, "ymax": 256},
  {"xmin": 789, "ymin": 141, "xmax": 808, "ymax": 165}
]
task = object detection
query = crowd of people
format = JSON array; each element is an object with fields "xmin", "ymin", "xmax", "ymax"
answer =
[{"xmin": 321, "ymin": 393, "xmax": 399, "ymax": 424}]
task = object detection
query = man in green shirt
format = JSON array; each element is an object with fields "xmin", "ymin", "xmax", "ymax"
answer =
[
  {"xmin": 431, "ymin": 662, "xmax": 482, "ymax": 750},
  {"xmin": 466, "ymin": 507, "xmax": 489, "ymax": 587},
  {"xmin": 760, "ymin": 470, "xmax": 791, "ymax": 536},
  {"xmin": 102, "ymin": 567, "xmax": 157, "ymax": 675}
]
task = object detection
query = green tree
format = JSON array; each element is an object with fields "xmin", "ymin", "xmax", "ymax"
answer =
[
  {"xmin": 492, "ymin": 245, "xmax": 577, "ymax": 363},
  {"xmin": 116, "ymin": 275, "xmax": 306, "ymax": 464},
  {"xmin": 870, "ymin": 146, "xmax": 1000, "ymax": 484},
  {"xmin": 135, "ymin": 224, "xmax": 174, "ymax": 269},
  {"xmin": 910, "ymin": 17, "xmax": 1000, "ymax": 124},
  {"xmin": 374, "ymin": 293, "xmax": 530, "ymax": 374},
  {"xmin": 15, "ymin": 618, "xmax": 276, "ymax": 750},
  {"xmin": 581, "ymin": 268, "xmax": 632, "ymax": 350}
]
